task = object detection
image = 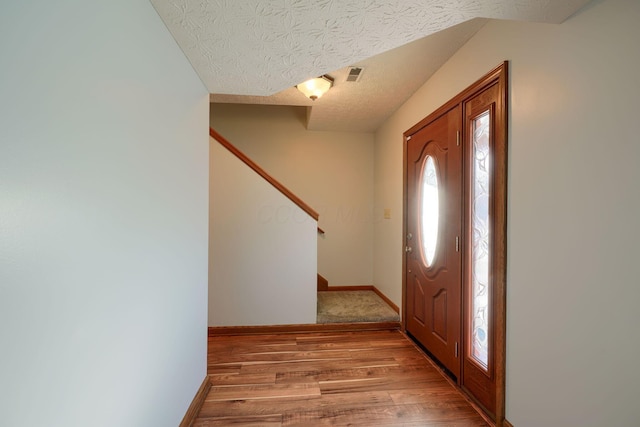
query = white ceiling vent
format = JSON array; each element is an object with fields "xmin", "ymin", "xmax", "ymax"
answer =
[{"xmin": 346, "ymin": 66, "xmax": 364, "ymax": 82}]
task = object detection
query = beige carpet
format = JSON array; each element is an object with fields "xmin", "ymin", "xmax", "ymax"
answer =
[{"xmin": 316, "ymin": 291, "xmax": 400, "ymax": 323}]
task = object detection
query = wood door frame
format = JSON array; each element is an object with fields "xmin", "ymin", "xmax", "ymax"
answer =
[{"xmin": 402, "ymin": 62, "xmax": 508, "ymax": 426}]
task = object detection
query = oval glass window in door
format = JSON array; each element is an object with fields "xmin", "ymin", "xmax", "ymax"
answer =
[{"xmin": 420, "ymin": 155, "xmax": 439, "ymax": 267}]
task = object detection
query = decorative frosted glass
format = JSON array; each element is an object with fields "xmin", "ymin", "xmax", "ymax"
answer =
[
  {"xmin": 420, "ymin": 156, "xmax": 439, "ymax": 267},
  {"xmin": 471, "ymin": 111, "xmax": 490, "ymax": 369}
]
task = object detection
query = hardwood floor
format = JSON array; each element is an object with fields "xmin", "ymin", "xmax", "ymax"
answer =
[{"xmin": 194, "ymin": 330, "xmax": 490, "ymax": 426}]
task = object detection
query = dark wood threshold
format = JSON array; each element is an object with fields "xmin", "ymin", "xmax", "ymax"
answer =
[
  {"xmin": 179, "ymin": 375, "xmax": 211, "ymax": 427},
  {"xmin": 403, "ymin": 331, "xmax": 496, "ymax": 427},
  {"xmin": 210, "ymin": 128, "xmax": 319, "ymax": 221},
  {"xmin": 209, "ymin": 321, "xmax": 400, "ymax": 336},
  {"xmin": 325, "ymin": 285, "xmax": 400, "ymax": 314}
]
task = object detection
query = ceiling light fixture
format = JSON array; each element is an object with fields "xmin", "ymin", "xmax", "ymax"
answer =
[{"xmin": 296, "ymin": 75, "xmax": 334, "ymax": 101}]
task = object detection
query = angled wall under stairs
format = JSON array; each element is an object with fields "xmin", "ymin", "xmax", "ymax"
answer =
[{"xmin": 209, "ymin": 130, "xmax": 318, "ymax": 326}]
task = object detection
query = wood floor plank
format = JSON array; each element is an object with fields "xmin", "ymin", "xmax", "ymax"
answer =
[
  {"xmin": 318, "ymin": 376, "xmax": 447, "ymax": 395},
  {"xmin": 197, "ymin": 391, "xmax": 393, "ymax": 419},
  {"xmin": 236, "ymin": 357, "xmax": 399, "ymax": 375},
  {"xmin": 388, "ymin": 388, "xmax": 472, "ymax": 405},
  {"xmin": 294, "ymin": 339, "xmax": 377, "ymax": 351},
  {"xmin": 274, "ymin": 364, "xmax": 433, "ymax": 384},
  {"xmin": 273, "ymin": 363, "xmax": 442, "ymax": 388},
  {"xmin": 207, "ymin": 364, "xmax": 242, "ymax": 375},
  {"xmin": 210, "ymin": 349, "xmax": 356, "ymax": 365},
  {"xmin": 196, "ymin": 330, "xmax": 490, "ymax": 426},
  {"xmin": 281, "ymin": 403, "xmax": 486, "ymax": 426},
  {"xmin": 293, "ymin": 330, "xmax": 398, "ymax": 341},
  {"xmin": 193, "ymin": 414, "xmax": 282, "ymax": 426},
  {"xmin": 209, "ymin": 372, "xmax": 276, "ymax": 386},
  {"xmin": 206, "ymin": 383, "xmax": 320, "ymax": 402}
]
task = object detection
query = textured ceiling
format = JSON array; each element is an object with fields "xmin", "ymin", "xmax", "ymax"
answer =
[
  {"xmin": 151, "ymin": 0, "xmax": 591, "ymax": 131},
  {"xmin": 210, "ymin": 18, "xmax": 488, "ymax": 132}
]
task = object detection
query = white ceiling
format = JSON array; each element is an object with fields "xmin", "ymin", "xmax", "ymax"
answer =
[{"xmin": 151, "ymin": 0, "xmax": 590, "ymax": 132}]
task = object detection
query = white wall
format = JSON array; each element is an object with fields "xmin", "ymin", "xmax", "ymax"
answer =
[
  {"xmin": 210, "ymin": 139, "xmax": 317, "ymax": 326},
  {"xmin": 374, "ymin": 0, "xmax": 640, "ymax": 425},
  {"xmin": 0, "ymin": 1, "xmax": 209, "ymax": 426},
  {"xmin": 211, "ymin": 104, "xmax": 375, "ymax": 287}
]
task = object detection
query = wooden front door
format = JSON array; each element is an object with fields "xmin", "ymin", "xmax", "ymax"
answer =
[
  {"xmin": 405, "ymin": 105, "xmax": 462, "ymax": 378},
  {"xmin": 403, "ymin": 63, "xmax": 508, "ymax": 424}
]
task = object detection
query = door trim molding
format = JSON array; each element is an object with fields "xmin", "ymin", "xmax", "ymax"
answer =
[{"xmin": 402, "ymin": 61, "xmax": 508, "ymax": 426}]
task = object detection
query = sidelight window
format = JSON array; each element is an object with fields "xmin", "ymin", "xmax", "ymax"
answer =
[{"xmin": 470, "ymin": 110, "xmax": 490, "ymax": 369}]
